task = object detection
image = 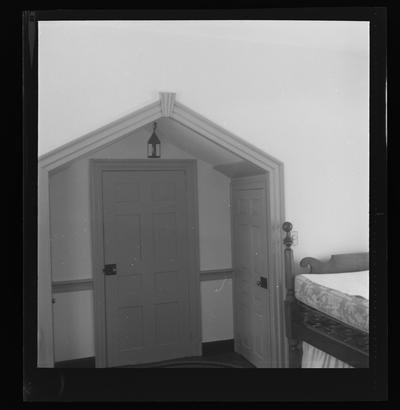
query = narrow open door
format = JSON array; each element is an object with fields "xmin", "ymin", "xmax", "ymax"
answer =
[{"xmin": 231, "ymin": 175, "xmax": 270, "ymax": 368}]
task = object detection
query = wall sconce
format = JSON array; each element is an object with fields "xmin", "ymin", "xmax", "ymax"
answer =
[{"xmin": 147, "ymin": 122, "xmax": 161, "ymax": 158}]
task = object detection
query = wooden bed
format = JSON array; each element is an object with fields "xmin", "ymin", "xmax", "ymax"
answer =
[{"xmin": 282, "ymin": 222, "xmax": 369, "ymax": 368}]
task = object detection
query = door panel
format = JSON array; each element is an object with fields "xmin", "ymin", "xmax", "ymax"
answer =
[
  {"xmin": 232, "ymin": 178, "xmax": 269, "ymax": 368},
  {"xmin": 102, "ymin": 170, "xmax": 193, "ymax": 366}
]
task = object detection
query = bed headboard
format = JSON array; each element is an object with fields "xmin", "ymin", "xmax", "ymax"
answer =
[
  {"xmin": 282, "ymin": 221, "xmax": 369, "ymax": 291},
  {"xmin": 300, "ymin": 253, "xmax": 369, "ymax": 274}
]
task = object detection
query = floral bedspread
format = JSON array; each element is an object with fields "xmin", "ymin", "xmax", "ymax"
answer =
[{"xmin": 295, "ymin": 275, "xmax": 369, "ymax": 333}]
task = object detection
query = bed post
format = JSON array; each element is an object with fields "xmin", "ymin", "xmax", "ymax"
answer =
[{"xmin": 282, "ymin": 222, "xmax": 302, "ymax": 368}]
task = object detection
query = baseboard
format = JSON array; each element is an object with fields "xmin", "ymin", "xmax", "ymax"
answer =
[
  {"xmin": 202, "ymin": 339, "xmax": 234, "ymax": 356},
  {"xmin": 54, "ymin": 339, "xmax": 235, "ymax": 367},
  {"xmin": 54, "ymin": 356, "xmax": 95, "ymax": 368}
]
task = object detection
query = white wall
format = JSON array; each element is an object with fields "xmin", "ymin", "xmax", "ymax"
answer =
[
  {"xmin": 201, "ymin": 280, "xmax": 233, "ymax": 343},
  {"xmin": 50, "ymin": 128, "xmax": 233, "ymax": 361},
  {"xmin": 39, "ymin": 20, "xmax": 369, "ymax": 267},
  {"xmin": 53, "ymin": 290, "xmax": 95, "ymax": 362},
  {"xmin": 41, "ymin": 21, "xmax": 369, "ymax": 361}
]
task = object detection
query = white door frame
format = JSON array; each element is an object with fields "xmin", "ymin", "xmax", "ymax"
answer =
[{"xmin": 38, "ymin": 92, "xmax": 287, "ymax": 368}]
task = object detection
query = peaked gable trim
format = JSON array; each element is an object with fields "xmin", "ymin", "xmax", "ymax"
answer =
[
  {"xmin": 39, "ymin": 93, "xmax": 283, "ymax": 173},
  {"xmin": 171, "ymin": 101, "xmax": 283, "ymax": 171},
  {"xmin": 39, "ymin": 101, "xmax": 161, "ymax": 170}
]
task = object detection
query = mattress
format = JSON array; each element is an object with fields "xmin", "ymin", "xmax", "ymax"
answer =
[{"xmin": 294, "ymin": 271, "xmax": 369, "ymax": 333}]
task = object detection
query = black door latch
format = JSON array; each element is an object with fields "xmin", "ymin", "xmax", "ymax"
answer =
[
  {"xmin": 103, "ymin": 264, "xmax": 117, "ymax": 275},
  {"xmin": 256, "ymin": 276, "xmax": 268, "ymax": 289}
]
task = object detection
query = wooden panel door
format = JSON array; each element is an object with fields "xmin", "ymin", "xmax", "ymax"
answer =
[
  {"xmin": 102, "ymin": 170, "xmax": 193, "ymax": 367},
  {"xmin": 231, "ymin": 176, "xmax": 270, "ymax": 368}
]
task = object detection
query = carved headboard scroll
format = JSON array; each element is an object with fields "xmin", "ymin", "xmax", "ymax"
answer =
[{"xmin": 300, "ymin": 253, "xmax": 369, "ymax": 274}]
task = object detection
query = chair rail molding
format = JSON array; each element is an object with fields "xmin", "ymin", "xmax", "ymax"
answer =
[{"xmin": 52, "ymin": 279, "xmax": 93, "ymax": 293}]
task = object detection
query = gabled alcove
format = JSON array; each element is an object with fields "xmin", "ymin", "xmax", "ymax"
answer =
[{"xmin": 38, "ymin": 92, "xmax": 287, "ymax": 368}]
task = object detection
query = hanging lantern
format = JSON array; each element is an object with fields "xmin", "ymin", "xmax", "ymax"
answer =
[{"xmin": 147, "ymin": 122, "xmax": 161, "ymax": 158}]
